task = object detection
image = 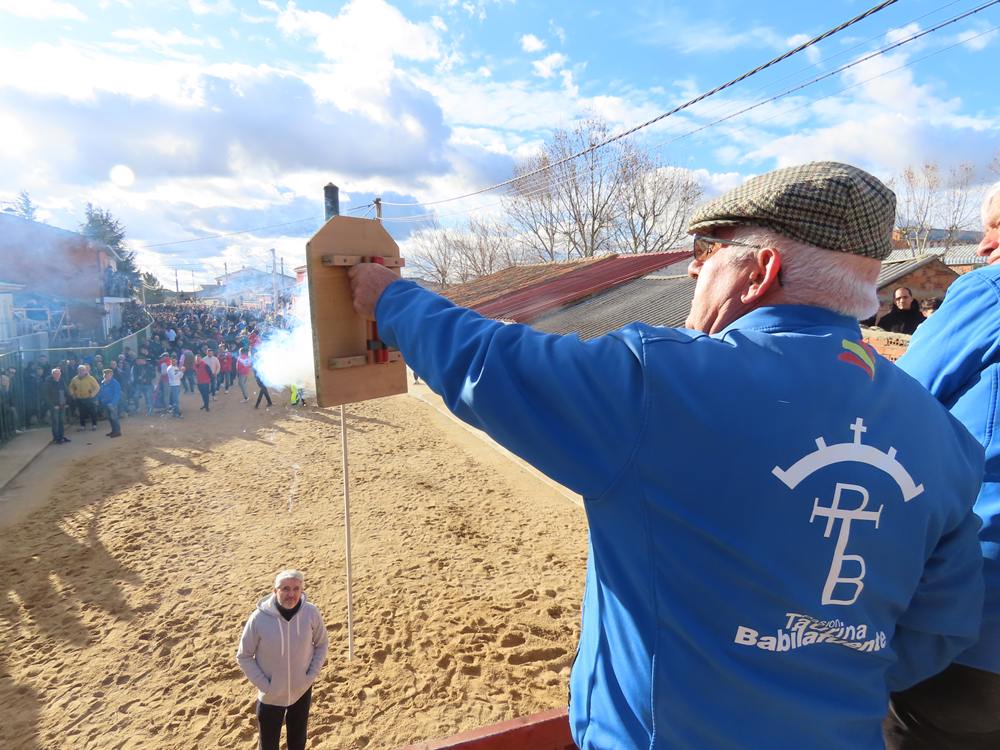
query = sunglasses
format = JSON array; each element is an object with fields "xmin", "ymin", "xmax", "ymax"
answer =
[{"xmin": 692, "ymin": 234, "xmax": 766, "ymax": 263}]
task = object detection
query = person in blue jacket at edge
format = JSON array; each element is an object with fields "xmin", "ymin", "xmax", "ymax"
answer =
[
  {"xmin": 884, "ymin": 181, "xmax": 1000, "ymax": 749},
  {"xmin": 349, "ymin": 162, "xmax": 986, "ymax": 750}
]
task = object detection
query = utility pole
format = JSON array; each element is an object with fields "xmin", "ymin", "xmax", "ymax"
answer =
[
  {"xmin": 374, "ymin": 197, "xmax": 382, "ymax": 222},
  {"xmin": 175, "ymin": 269, "xmax": 179, "ymax": 294},
  {"xmin": 271, "ymin": 248, "xmax": 277, "ymax": 312}
]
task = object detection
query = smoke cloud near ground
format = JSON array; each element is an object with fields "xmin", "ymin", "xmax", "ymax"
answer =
[{"xmin": 252, "ymin": 287, "xmax": 317, "ymax": 397}]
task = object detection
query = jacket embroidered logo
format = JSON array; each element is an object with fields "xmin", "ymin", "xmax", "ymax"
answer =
[{"xmin": 772, "ymin": 418, "xmax": 925, "ymax": 606}]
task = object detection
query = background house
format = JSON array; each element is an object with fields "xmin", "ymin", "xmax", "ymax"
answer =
[{"xmin": 0, "ymin": 213, "xmax": 121, "ymax": 346}]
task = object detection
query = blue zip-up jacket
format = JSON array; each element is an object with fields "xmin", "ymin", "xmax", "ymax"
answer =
[
  {"xmin": 376, "ymin": 280, "xmax": 985, "ymax": 750},
  {"xmin": 97, "ymin": 377, "xmax": 121, "ymax": 408},
  {"xmin": 898, "ymin": 265, "xmax": 1000, "ymax": 674}
]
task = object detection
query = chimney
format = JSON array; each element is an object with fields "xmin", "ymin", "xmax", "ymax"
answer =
[{"xmin": 324, "ymin": 183, "xmax": 340, "ymax": 220}]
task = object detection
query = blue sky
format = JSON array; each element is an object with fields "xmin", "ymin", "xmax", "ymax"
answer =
[{"xmin": 0, "ymin": 0, "xmax": 997, "ymax": 288}]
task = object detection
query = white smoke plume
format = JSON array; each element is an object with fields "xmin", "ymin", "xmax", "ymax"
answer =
[{"xmin": 252, "ymin": 286, "xmax": 317, "ymax": 396}]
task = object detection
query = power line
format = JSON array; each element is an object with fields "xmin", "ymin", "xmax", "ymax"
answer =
[
  {"xmin": 379, "ymin": 0, "xmax": 902, "ymax": 209},
  {"xmin": 662, "ymin": 6, "xmax": 1000, "ymax": 149},
  {"xmin": 380, "ymin": 1, "xmax": 999, "ymax": 225},
  {"xmin": 137, "ymin": 217, "xmax": 318, "ymax": 248},
  {"xmin": 382, "ymin": 0, "xmax": 990, "ymax": 226}
]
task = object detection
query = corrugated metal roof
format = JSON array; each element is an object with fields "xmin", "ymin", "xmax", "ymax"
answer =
[
  {"xmin": 884, "ymin": 245, "xmax": 986, "ymax": 267},
  {"xmin": 876, "ymin": 256, "xmax": 956, "ymax": 289},
  {"xmin": 475, "ymin": 251, "xmax": 689, "ymax": 323},
  {"xmin": 533, "ymin": 273, "xmax": 695, "ymax": 339},
  {"xmin": 442, "ymin": 257, "xmax": 605, "ymax": 309}
]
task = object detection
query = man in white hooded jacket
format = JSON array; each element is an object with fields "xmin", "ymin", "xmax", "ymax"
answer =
[{"xmin": 237, "ymin": 570, "xmax": 329, "ymax": 750}]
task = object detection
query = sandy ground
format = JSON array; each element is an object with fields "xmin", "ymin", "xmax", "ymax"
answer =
[{"xmin": 0, "ymin": 382, "xmax": 588, "ymax": 750}]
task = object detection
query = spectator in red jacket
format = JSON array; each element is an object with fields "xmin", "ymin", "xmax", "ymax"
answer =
[
  {"xmin": 219, "ymin": 344, "xmax": 235, "ymax": 393},
  {"xmin": 193, "ymin": 354, "xmax": 212, "ymax": 412}
]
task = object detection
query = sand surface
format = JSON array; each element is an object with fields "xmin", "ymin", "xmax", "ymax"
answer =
[{"xmin": 0, "ymin": 383, "xmax": 587, "ymax": 750}]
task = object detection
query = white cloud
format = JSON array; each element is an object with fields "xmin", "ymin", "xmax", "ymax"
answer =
[
  {"xmin": 431, "ymin": 15, "xmax": 447, "ymax": 32},
  {"xmin": 0, "ymin": 0, "xmax": 85, "ymax": 20},
  {"xmin": 520, "ymin": 33, "xmax": 546, "ymax": 53},
  {"xmin": 785, "ymin": 34, "xmax": 821, "ymax": 65},
  {"xmin": 112, "ymin": 27, "xmax": 217, "ymax": 56},
  {"xmin": 885, "ymin": 22, "xmax": 922, "ymax": 46},
  {"xmin": 532, "ymin": 52, "xmax": 566, "ymax": 79},
  {"xmin": 560, "ymin": 69, "xmax": 578, "ymax": 98},
  {"xmin": 274, "ymin": 0, "xmax": 441, "ymax": 114},
  {"xmin": 549, "ymin": 20, "xmax": 566, "ymax": 45},
  {"xmin": 0, "ymin": 41, "xmax": 208, "ymax": 105},
  {"xmin": 189, "ymin": 0, "xmax": 235, "ymax": 14},
  {"xmin": 632, "ymin": 8, "xmax": 786, "ymax": 54},
  {"xmin": 957, "ymin": 25, "xmax": 998, "ymax": 52}
]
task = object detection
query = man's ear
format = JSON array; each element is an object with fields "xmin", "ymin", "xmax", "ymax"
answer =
[{"xmin": 742, "ymin": 247, "xmax": 781, "ymax": 304}]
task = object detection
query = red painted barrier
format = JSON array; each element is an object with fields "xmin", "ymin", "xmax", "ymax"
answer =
[{"xmin": 396, "ymin": 707, "xmax": 577, "ymax": 750}]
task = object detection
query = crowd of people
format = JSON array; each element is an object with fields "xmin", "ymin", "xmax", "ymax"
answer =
[{"xmin": 0, "ymin": 302, "xmax": 291, "ymax": 445}]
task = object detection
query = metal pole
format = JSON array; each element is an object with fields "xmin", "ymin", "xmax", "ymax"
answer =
[
  {"xmin": 340, "ymin": 404, "xmax": 354, "ymax": 660},
  {"xmin": 175, "ymin": 269, "xmax": 179, "ymax": 294},
  {"xmin": 271, "ymin": 248, "xmax": 278, "ymax": 312},
  {"xmin": 374, "ymin": 197, "xmax": 382, "ymax": 222}
]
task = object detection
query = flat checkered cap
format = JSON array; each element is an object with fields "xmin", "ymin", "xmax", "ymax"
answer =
[{"xmin": 688, "ymin": 161, "xmax": 895, "ymax": 260}]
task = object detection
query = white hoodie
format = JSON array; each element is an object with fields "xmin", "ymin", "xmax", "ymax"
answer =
[{"xmin": 236, "ymin": 592, "xmax": 329, "ymax": 707}]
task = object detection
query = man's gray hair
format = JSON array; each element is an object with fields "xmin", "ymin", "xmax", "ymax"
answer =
[
  {"xmin": 274, "ymin": 569, "xmax": 304, "ymax": 588},
  {"xmin": 982, "ymin": 181, "xmax": 1000, "ymax": 225},
  {"xmin": 727, "ymin": 227, "xmax": 881, "ymax": 320}
]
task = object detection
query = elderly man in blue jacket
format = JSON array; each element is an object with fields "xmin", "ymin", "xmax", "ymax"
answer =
[
  {"xmin": 884, "ymin": 182, "xmax": 1000, "ymax": 749},
  {"xmin": 97, "ymin": 367, "xmax": 122, "ymax": 438},
  {"xmin": 349, "ymin": 162, "xmax": 985, "ymax": 749}
]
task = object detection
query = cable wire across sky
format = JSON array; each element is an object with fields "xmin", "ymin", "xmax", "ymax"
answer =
[
  {"xmin": 379, "ymin": 0, "xmax": 903, "ymax": 209},
  {"xmin": 130, "ymin": 0, "xmax": 995, "ymax": 254}
]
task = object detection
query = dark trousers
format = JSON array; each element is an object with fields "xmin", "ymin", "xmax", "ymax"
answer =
[
  {"xmin": 209, "ymin": 373, "xmax": 218, "ymax": 395},
  {"xmin": 256, "ymin": 687, "xmax": 311, "ymax": 750},
  {"xmin": 197, "ymin": 383, "xmax": 211, "ymax": 410},
  {"xmin": 105, "ymin": 403, "xmax": 121, "ymax": 435},
  {"xmin": 50, "ymin": 406, "xmax": 65, "ymax": 441},
  {"xmin": 255, "ymin": 384, "xmax": 272, "ymax": 407},
  {"xmin": 79, "ymin": 398, "xmax": 97, "ymax": 427},
  {"xmin": 884, "ymin": 663, "xmax": 1000, "ymax": 749}
]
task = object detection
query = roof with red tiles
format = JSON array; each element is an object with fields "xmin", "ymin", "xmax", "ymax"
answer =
[
  {"xmin": 441, "ymin": 257, "xmax": 604, "ymax": 309},
  {"xmin": 471, "ymin": 251, "xmax": 690, "ymax": 323}
]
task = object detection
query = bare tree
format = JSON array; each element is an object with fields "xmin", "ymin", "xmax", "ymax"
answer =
[
  {"xmin": 406, "ymin": 223, "xmax": 459, "ymax": 288},
  {"xmin": 504, "ymin": 154, "xmax": 565, "ymax": 263},
  {"xmin": 453, "ymin": 216, "xmax": 520, "ymax": 281},
  {"xmin": 936, "ymin": 162, "xmax": 977, "ymax": 249},
  {"xmin": 614, "ymin": 156, "xmax": 702, "ymax": 254},
  {"xmin": 896, "ymin": 163, "xmax": 940, "ymax": 255},
  {"xmin": 895, "ymin": 161, "xmax": 980, "ymax": 253},
  {"xmin": 551, "ymin": 119, "xmax": 628, "ymax": 258}
]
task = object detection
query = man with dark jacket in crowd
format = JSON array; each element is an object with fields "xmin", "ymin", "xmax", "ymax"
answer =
[
  {"xmin": 133, "ymin": 356, "xmax": 156, "ymax": 416},
  {"xmin": 43, "ymin": 367, "xmax": 69, "ymax": 444},
  {"xmin": 876, "ymin": 287, "xmax": 925, "ymax": 335}
]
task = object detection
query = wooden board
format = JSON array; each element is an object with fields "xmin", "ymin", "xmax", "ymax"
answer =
[{"xmin": 306, "ymin": 216, "xmax": 407, "ymax": 407}]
